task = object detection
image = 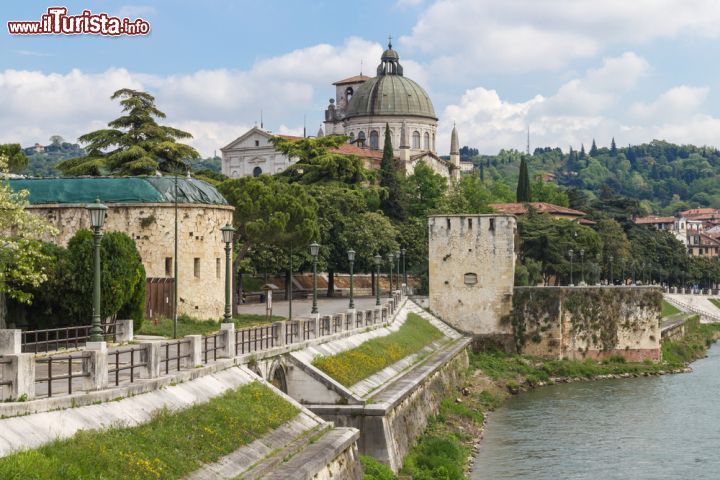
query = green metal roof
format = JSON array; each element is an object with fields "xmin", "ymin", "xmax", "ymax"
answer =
[
  {"xmin": 8, "ymin": 177, "xmax": 228, "ymax": 205},
  {"xmin": 344, "ymin": 75, "xmax": 437, "ymax": 120}
]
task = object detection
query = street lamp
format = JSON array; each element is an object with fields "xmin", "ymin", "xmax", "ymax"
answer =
[
  {"xmin": 387, "ymin": 253, "xmax": 394, "ymax": 297},
  {"xmin": 221, "ymin": 224, "xmax": 235, "ymax": 323},
  {"xmin": 86, "ymin": 199, "xmax": 107, "ymax": 343},
  {"xmin": 580, "ymin": 248, "xmax": 585, "ymax": 285},
  {"xmin": 401, "ymin": 248, "xmax": 407, "ymax": 290},
  {"xmin": 568, "ymin": 249, "xmax": 574, "ymax": 286},
  {"xmin": 347, "ymin": 249, "xmax": 356, "ymax": 310},
  {"xmin": 310, "ymin": 242, "xmax": 320, "ymax": 314},
  {"xmin": 374, "ymin": 254, "xmax": 382, "ymax": 306},
  {"xmin": 395, "ymin": 251, "xmax": 401, "ymax": 292},
  {"xmin": 609, "ymin": 255, "xmax": 614, "ymax": 286}
]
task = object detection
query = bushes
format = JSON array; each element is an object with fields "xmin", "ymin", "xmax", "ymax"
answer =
[
  {"xmin": 401, "ymin": 434, "xmax": 468, "ymax": 480},
  {"xmin": 8, "ymin": 230, "xmax": 146, "ymax": 329},
  {"xmin": 360, "ymin": 455, "xmax": 396, "ymax": 480}
]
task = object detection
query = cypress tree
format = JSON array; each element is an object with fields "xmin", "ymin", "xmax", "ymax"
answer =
[
  {"xmin": 379, "ymin": 123, "xmax": 405, "ymax": 219},
  {"xmin": 610, "ymin": 137, "xmax": 617, "ymax": 156},
  {"xmin": 516, "ymin": 156, "xmax": 532, "ymax": 202},
  {"xmin": 590, "ymin": 139, "xmax": 598, "ymax": 156}
]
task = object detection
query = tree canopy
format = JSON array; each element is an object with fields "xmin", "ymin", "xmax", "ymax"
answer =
[{"xmin": 57, "ymin": 89, "xmax": 199, "ymax": 176}]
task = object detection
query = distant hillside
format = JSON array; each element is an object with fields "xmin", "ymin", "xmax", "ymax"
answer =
[
  {"xmin": 22, "ymin": 140, "xmax": 85, "ymax": 177},
  {"xmin": 464, "ymin": 140, "xmax": 720, "ymax": 215}
]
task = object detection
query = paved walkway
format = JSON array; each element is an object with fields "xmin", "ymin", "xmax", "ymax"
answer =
[{"xmin": 236, "ymin": 295, "xmax": 382, "ymax": 318}]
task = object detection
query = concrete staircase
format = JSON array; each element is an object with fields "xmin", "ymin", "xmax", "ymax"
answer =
[{"xmin": 665, "ymin": 294, "xmax": 720, "ymax": 322}]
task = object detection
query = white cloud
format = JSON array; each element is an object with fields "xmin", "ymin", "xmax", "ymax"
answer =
[
  {"xmin": 440, "ymin": 53, "xmax": 720, "ymax": 154},
  {"xmin": 402, "ymin": 0, "xmax": 720, "ymax": 75},
  {"xmin": 0, "ymin": 38, "xmax": 394, "ymax": 157}
]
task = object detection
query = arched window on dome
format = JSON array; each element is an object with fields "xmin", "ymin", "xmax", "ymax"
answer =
[
  {"xmin": 432, "ymin": 133, "xmax": 435, "ymax": 151},
  {"xmin": 369, "ymin": 130, "xmax": 379, "ymax": 149},
  {"xmin": 412, "ymin": 131, "xmax": 420, "ymax": 149},
  {"xmin": 252, "ymin": 166, "xmax": 262, "ymax": 177},
  {"xmin": 423, "ymin": 132, "xmax": 430, "ymax": 150},
  {"xmin": 358, "ymin": 131, "xmax": 366, "ymax": 147}
]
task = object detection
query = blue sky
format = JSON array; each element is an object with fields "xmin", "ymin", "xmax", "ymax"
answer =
[{"xmin": 3, "ymin": 0, "xmax": 720, "ymax": 156}]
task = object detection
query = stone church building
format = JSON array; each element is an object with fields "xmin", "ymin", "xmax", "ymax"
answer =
[{"xmin": 222, "ymin": 41, "xmax": 460, "ymax": 180}]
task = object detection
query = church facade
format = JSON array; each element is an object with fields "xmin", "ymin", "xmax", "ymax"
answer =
[{"xmin": 222, "ymin": 41, "xmax": 459, "ymax": 180}]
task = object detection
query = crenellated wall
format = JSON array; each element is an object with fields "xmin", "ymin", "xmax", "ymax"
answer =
[{"xmin": 509, "ymin": 286, "xmax": 662, "ymax": 361}]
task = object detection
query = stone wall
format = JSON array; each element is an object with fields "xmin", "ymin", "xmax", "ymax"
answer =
[
  {"xmin": 509, "ymin": 287, "xmax": 662, "ymax": 361},
  {"xmin": 26, "ymin": 203, "xmax": 234, "ymax": 319},
  {"xmin": 428, "ymin": 214, "xmax": 516, "ymax": 338}
]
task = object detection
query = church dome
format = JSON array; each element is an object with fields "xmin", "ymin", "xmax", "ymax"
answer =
[{"xmin": 344, "ymin": 41, "xmax": 437, "ymax": 121}]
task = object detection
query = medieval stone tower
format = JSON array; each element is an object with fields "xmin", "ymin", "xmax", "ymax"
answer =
[{"xmin": 428, "ymin": 214, "xmax": 517, "ymax": 341}]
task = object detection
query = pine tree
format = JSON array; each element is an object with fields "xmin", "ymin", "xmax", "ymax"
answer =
[
  {"xmin": 579, "ymin": 144, "xmax": 586, "ymax": 159},
  {"xmin": 379, "ymin": 123, "xmax": 405, "ymax": 219},
  {"xmin": 516, "ymin": 156, "xmax": 532, "ymax": 202},
  {"xmin": 610, "ymin": 137, "xmax": 617, "ymax": 156},
  {"xmin": 479, "ymin": 163, "xmax": 485, "ymax": 181},
  {"xmin": 590, "ymin": 139, "xmax": 598, "ymax": 156}
]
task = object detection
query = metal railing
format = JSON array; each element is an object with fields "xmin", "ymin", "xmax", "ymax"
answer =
[
  {"xmin": 285, "ymin": 322, "xmax": 299, "ymax": 345},
  {"xmin": 356, "ymin": 311, "xmax": 364, "ymax": 328},
  {"xmin": 161, "ymin": 339, "xmax": 191, "ymax": 375},
  {"xmin": 333, "ymin": 314, "xmax": 343, "ymax": 334},
  {"xmin": 235, "ymin": 325, "xmax": 276, "ymax": 355},
  {"xmin": 202, "ymin": 333, "xmax": 222, "ymax": 364},
  {"xmin": 22, "ymin": 323, "xmax": 117, "ymax": 354},
  {"xmin": 319, "ymin": 316, "xmax": 331, "ymax": 337},
  {"xmin": 108, "ymin": 346, "xmax": 147, "ymax": 387},
  {"xmin": 35, "ymin": 353, "xmax": 88, "ymax": 397},
  {"xmin": 302, "ymin": 320, "xmax": 315, "ymax": 341}
]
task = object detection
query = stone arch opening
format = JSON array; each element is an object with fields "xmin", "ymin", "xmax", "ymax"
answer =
[{"xmin": 269, "ymin": 361, "xmax": 288, "ymax": 393}]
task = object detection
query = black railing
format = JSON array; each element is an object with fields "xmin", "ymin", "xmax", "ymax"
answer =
[
  {"xmin": 285, "ymin": 322, "xmax": 299, "ymax": 345},
  {"xmin": 302, "ymin": 320, "xmax": 315, "ymax": 341},
  {"xmin": 203, "ymin": 333, "xmax": 222, "ymax": 364},
  {"xmin": 35, "ymin": 353, "xmax": 87, "ymax": 398},
  {"xmin": 22, "ymin": 323, "xmax": 117, "ymax": 354},
  {"xmin": 333, "ymin": 314, "xmax": 343, "ymax": 334},
  {"xmin": 161, "ymin": 339, "xmax": 191, "ymax": 375},
  {"xmin": 345, "ymin": 314, "xmax": 354, "ymax": 331},
  {"xmin": 356, "ymin": 311, "xmax": 364, "ymax": 328},
  {"xmin": 365, "ymin": 310, "xmax": 374, "ymax": 326},
  {"xmin": 319, "ymin": 316, "xmax": 331, "ymax": 336},
  {"xmin": 235, "ymin": 325, "xmax": 275, "ymax": 355},
  {"xmin": 108, "ymin": 346, "xmax": 146, "ymax": 387}
]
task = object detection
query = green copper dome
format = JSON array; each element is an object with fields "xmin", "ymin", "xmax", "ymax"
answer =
[{"xmin": 344, "ymin": 41, "xmax": 437, "ymax": 121}]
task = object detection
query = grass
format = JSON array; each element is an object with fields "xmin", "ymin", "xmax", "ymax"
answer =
[
  {"xmin": 661, "ymin": 315, "xmax": 720, "ymax": 365},
  {"xmin": 312, "ymin": 313, "xmax": 443, "ymax": 387},
  {"xmin": 662, "ymin": 300, "xmax": 681, "ymax": 317},
  {"xmin": 709, "ymin": 298, "xmax": 720, "ymax": 310},
  {"xmin": 137, "ymin": 313, "xmax": 285, "ymax": 338},
  {"xmin": 0, "ymin": 382, "xmax": 298, "ymax": 480}
]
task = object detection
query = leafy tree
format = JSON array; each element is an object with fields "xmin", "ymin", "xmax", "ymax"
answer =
[
  {"xmin": 437, "ymin": 173, "xmax": 494, "ymax": 214},
  {"xmin": 0, "ymin": 144, "xmax": 28, "ymax": 174},
  {"xmin": 595, "ymin": 218, "xmax": 631, "ymax": 282},
  {"xmin": 49, "ymin": 135, "xmax": 64, "ymax": 146},
  {"xmin": 0, "ymin": 156, "xmax": 58, "ymax": 327},
  {"xmin": 272, "ymin": 135, "xmax": 367, "ymax": 185},
  {"xmin": 57, "ymin": 88, "xmax": 199, "ymax": 176},
  {"xmin": 405, "ymin": 161, "xmax": 447, "ymax": 217},
  {"xmin": 531, "ymin": 177, "xmax": 569, "ymax": 206},
  {"xmin": 516, "ymin": 156, "xmax": 532, "ymax": 202}
]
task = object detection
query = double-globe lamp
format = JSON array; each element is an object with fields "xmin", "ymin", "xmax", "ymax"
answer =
[{"xmin": 86, "ymin": 199, "xmax": 108, "ymax": 343}]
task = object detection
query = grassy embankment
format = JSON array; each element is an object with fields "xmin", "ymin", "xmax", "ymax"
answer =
[
  {"xmin": 662, "ymin": 300, "xmax": 681, "ymax": 317},
  {"xmin": 137, "ymin": 313, "xmax": 285, "ymax": 338},
  {"xmin": 312, "ymin": 313, "xmax": 444, "ymax": 387},
  {"xmin": 0, "ymin": 382, "xmax": 298, "ymax": 479},
  {"xmin": 709, "ymin": 298, "xmax": 720, "ymax": 310},
  {"xmin": 362, "ymin": 315, "xmax": 720, "ymax": 480}
]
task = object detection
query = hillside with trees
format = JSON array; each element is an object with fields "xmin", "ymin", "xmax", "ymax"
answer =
[{"xmin": 466, "ymin": 139, "xmax": 720, "ymax": 215}]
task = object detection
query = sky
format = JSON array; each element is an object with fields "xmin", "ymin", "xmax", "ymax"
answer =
[{"xmin": 3, "ymin": 0, "xmax": 720, "ymax": 157}]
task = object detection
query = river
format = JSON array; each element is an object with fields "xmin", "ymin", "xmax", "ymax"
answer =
[{"xmin": 471, "ymin": 344, "xmax": 720, "ymax": 479}]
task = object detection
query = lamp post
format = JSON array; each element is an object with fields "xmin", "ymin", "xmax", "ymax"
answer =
[
  {"xmin": 401, "ymin": 248, "xmax": 407, "ymax": 290},
  {"xmin": 609, "ymin": 255, "xmax": 614, "ymax": 286},
  {"xmin": 86, "ymin": 199, "xmax": 108, "ymax": 343},
  {"xmin": 568, "ymin": 249, "xmax": 574, "ymax": 286},
  {"xmin": 310, "ymin": 242, "xmax": 320, "ymax": 314},
  {"xmin": 395, "ymin": 251, "xmax": 401, "ymax": 293},
  {"xmin": 221, "ymin": 224, "xmax": 235, "ymax": 323},
  {"xmin": 374, "ymin": 254, "xmax": 382, "ymax": 306},
  {"xmin": 347, "ymin": 249, "xmax": 355, "ymax": 309},
  {"xmin": 580, "ymin": 248, "xmax": 585, "ymax": 285},
  {"xmin": 387, "ymin": 253, "xmax": 394, "ymax": 298}
]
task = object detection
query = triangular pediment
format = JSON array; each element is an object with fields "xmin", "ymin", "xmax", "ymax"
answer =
[{"xmin": 221, "ymin": 127, "xmax": 275, "ymax": 151}]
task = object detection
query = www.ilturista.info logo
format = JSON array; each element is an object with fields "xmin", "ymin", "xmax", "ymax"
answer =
[{"xmin": 7, "ymin": 7, "xmax": 150, "ymax": 36}]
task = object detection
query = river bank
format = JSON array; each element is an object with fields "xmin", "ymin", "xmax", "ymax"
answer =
[{"xmin": 362, "ymin": 315, "xmax": 720, "ymax": 480}]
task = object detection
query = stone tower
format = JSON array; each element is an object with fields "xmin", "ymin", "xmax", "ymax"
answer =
[
  {"xmin": 450, "ymin": 124, "xmax": 460, "ymax": 181},
  {"xmin": 427, "ymin": 214, "xmax": 516, "ymax": 344}
]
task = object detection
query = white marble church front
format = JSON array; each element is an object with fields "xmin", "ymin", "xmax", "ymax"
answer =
[{"xmin": 221, "ymin": 41, "xmax": 460, "ymax": 180}]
